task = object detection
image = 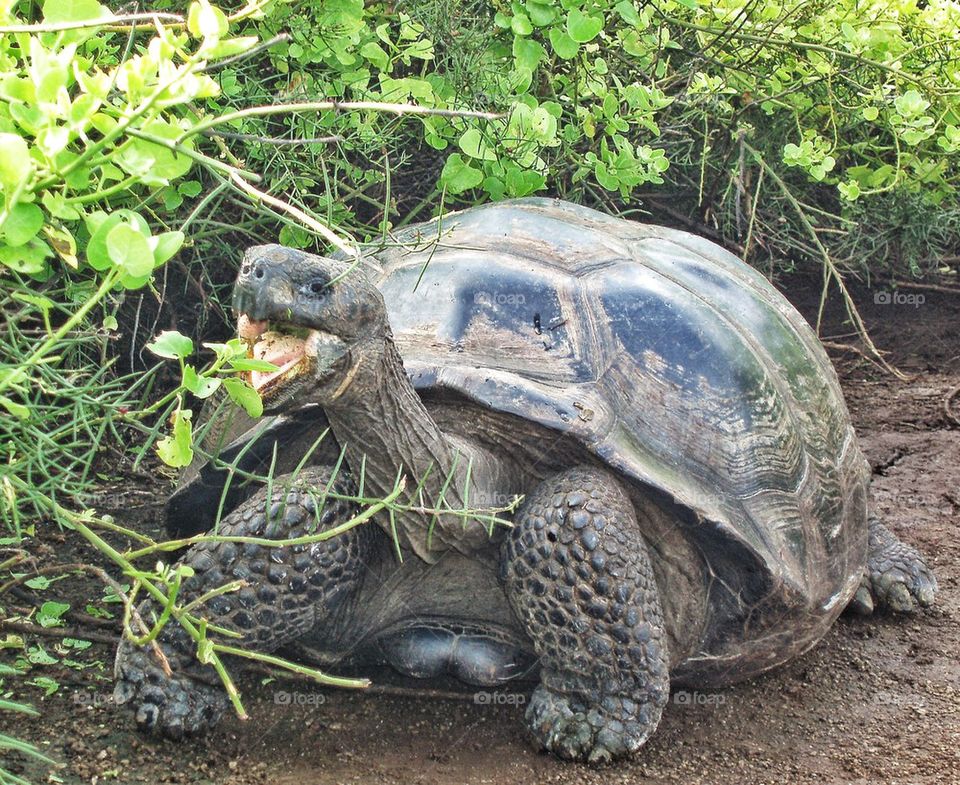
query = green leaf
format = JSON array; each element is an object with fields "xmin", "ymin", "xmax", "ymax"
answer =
[
  {"xmin": 26, "ymin": 644, "xmax": 58, "ymax": 665},
  {"xmin": 614, "ymin": 1, "xmax": 641, "ymax": 26},
  {"xmin": 182, "ymin": 365, "xmax": 222, "ymax": 399},
  {"xmin": 178, "ymin": 180, "xmax": 203, "ymax": 198},
  {"xmin": 0, "ymin": 395, "xmax": 30, "ymax": 420},
  {"xmin": 42, "ymin": 0, "xmax": 105, "ymax": 23},
  {"xmin": 12, "ymin": 292, "xmax": 55, "ymax": 320},
  {"xmin": 894, "ymin": 89, "xmax": 929, "ymax": 119},
  {"xmin": 0, "ymin": 133, "xmax": 31, "ymax": 190},
  {"xmin": 85, "ymin": 210, "xmax": 149, "ymax": 271},
  {"xmin": 458, "ymin": 128, "xmax": 496, "ymax": 161},
  {"xmin": 440, "ymin": 153, "xmax": 484, "ymax": 194},
  {"xmin": 222, "ymin": 377, "xmax": 263, "ymax": 417},
  {"xmin": 838, "ymin": 180, "xmax": 861, "ymax": 201},
  {"xmin": 152, "ymin": 231, "xmax": 185, "ymax": 267},
  {"xmin": 187, "ymin": 0, "xmax": 228, "ymax": 39},
  {"xmin": 26, "ymin": 676, "xmax": 60, "ymax": 696},
  {"xmin": 36, "ymin": 601, "xmax": 70, "ymax": 628},
  {"xmin": 2, "ymin": 203, "xmax": 43, "ymax": 247},
  {"xmin": 117, "ymin": 120, "xmax": 194, "ymax": 183},
  {"xmin": 548, "ymin": 28, "xmax": 579, "ymax": 59},
  {"xmin": 228, "ymin": 357, "xmax": 280, "ymax": 372},
  {"xmin": 106, "ymin": 222, "xmax": 154, "ymax": 277},
  {"xmin": 862, "ymin": 106, "xmax": 879, "ymax": 121},
  {"xmin": 566, "ymin": 9, "xmax": 604, "ymax": 43},
  {"xmin": 203, "ymin": 338, "xmax": 247, "ymax": 362},
  {"xmin": 147, "ymin": 330, "xmax": 194, "ymax": 360},
  {"xmin": 526, "ymin": 2, "xmax": 555, "ymax": 26},
  {"xmin": 0, "ymin": 239, "xmax": 51, "ymax": 276},
  {"xmin": 511, "ymin": 13, "xmax": 533, "ymax": 36},
  {"xmin": 157, "ymin": 408, "xmax": 194, "ymax": 468},
  {"xmin": 206, "ymin": 36, "xmax": 258, "ymax": 59},
  {"xmin": 513, "ymin": 36, "xmax": 545, "ymax": 72},
  {"xmin": 360, "ymin": 41, "xmax": 390, "ymax": 70}
]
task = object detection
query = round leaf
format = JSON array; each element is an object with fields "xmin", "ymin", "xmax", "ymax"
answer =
[
  {"xmin": 147, "ymin": 331, "xmax": 194, "ymax": 360},
  {"xmin": 86, "ymin": 210, "xmax": 149, "ymax": 271},
  {"xmin": 567, "ymin": 9, "xmax": 604, "ymax": 43},
  {"xmin": 548, "ymin": 28, "xmax": 580, "ymax": 59},
  {"xmin": 440, "ymin": 154, "xmax": 484, "ymax": 194},
  {"xmin": 106, "ymin": 222, "xmax": 154, "ymax": 277},
  {"xmin": 0, "ymin": 133, "xmax": 31, "ymax": 189},
  {"xmin": 2, "ymin": 203, "xmax": 44, "ymax": 246},
  {"xmin": 458, "ymin": 129, "xmax": 496, "ymax": 161},
  {"xmin": 42, "ymin": 0, "xmax": 105, "ymax": 22}
]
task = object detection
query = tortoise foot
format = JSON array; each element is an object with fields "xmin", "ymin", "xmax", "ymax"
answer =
[
  {"xmin": 849, "ymin": 517, "xmax": 937, "ymax": 614},
  {"xmin": 525, "ymin": 684, "xmax": 657, "ymax": 763},
  {"xmin": 114, "ymin": 639, "xmax": 226, "ymax": 739}
]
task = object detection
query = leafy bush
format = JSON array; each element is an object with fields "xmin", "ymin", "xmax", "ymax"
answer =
[{"xmin": 222, "ymin": 0, "xmax": 960, "ymax": 277}]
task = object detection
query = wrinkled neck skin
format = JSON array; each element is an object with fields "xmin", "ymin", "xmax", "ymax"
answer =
[{"xmin": 322, "ymin": 335, "xmax": 510, "ymax": 563}]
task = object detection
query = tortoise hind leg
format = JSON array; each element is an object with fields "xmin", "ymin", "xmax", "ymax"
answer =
[
  {"xmin": 848, "ymin": 517, "xmax": 937, "ymax": 614},
  {"xmin": 500, "ymin": 466, "xmax": 669, "ymax": 763}
]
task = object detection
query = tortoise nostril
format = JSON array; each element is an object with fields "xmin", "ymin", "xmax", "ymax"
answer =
[
  {"xmin": 241, "ymin": 263, "xmax": 252, "ymax": 276},
  {"xmin": 254, "ymin": 266, "xmax": 265, "ymax": 280}
]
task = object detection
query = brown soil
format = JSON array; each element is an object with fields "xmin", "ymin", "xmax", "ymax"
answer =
[{"xmin": 3, "ymin": 275, "xmax": 958, "ymax": 785}]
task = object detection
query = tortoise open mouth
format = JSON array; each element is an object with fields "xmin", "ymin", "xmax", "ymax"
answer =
[{"xmin": 237, "ymin": 314, "xmax": 320, "ymax": 397}]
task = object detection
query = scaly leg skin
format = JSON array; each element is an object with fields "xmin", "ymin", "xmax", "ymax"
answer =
[
  {"xmin": 114, "ymin": 466, "xmax": 372, "ymax": 738},
  {"xmin": 500, "ymin": 466, "xmax": 669, "ymax": 763},
  {"xmin": 849, "ymin": 516, "xmax": 938, "ymax": 615}
]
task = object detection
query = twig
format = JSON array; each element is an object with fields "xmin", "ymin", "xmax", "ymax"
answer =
[
  {"xmin": 182, "ymin": 101, "xmax": 503, "ymax": 142},
  {"xmin": 0, "ymin": 620, "xmax": 118, "ymax": 647},
  {"xmin": 743, "ymin": 142, "xmax": 909, "ymax": 380},
  {"xmin": 944, "ymin": 386, "xmax": 960, "ymax": 428},
  {"xmin": 0, "ymin": 12, "xmax": 181, "ymax": 33},
  {"xmin": 888, "ymin": 280, "xmax": 960, "ymax": 295},
  {"xmin": 228, "ymin": 172, "xmax": 358, "ymax": 258},
  {"xmin": 821, "ymin": 340, "xmax": 893, "ymax": 373},
  {"xmin": 205, "ymin": 129, "xmax": 342, "ymax": 146},
  {"xmin": 199, "ymin": 34, "xmax": 291, "ymax": 73}
]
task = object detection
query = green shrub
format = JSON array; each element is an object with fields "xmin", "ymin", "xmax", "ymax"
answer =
[{"xmin": 225, "ymin": 0, "xmax": 960, "ymax": 276}]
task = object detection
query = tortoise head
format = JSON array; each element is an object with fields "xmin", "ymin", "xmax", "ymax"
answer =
[{"xmin": 232, "ymin": 244, "xmax": 389, "ymax": 412}]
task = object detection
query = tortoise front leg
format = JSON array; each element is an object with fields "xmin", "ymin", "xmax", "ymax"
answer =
[
  {"xmin": 500, "ymin": 466, "xmax": 669, "ymax": 763},
  {"xmin": 114, "ymin": 466, "xmax": 373, "ymax": 738}
]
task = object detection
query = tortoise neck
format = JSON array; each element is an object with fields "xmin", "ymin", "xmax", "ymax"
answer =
[{"xmin": 322, "ymin": 337, "xmax": 505, "ymax": 561}]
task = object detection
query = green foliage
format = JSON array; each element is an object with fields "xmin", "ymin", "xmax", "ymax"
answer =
[
  {"xmin": 0, "ymin": 0, "xmax": 280, "ymax": 534},
  {"xmin": 225, "ymin": 0, "xmax": 960, "ymax": 275},
  {"xmin": 0, "ymin": 665, "xmax": 55, "ymax": 785}
]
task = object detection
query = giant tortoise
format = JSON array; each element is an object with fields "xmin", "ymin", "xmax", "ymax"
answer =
[{"xmin": 115, "ymin": 198, "xmax": 936, "ymax": 762}]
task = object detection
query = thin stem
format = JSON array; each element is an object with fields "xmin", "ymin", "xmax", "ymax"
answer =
[
  {"xmin": 0, "ymin": 269, "xmax": 121, "ymax": 396},
  {"xmin": 181, "ymin": 101, "xmax": 502, "ymax": 142},
  {"xmin": 0, "ymin": 12, "xmax": 182, "ymax": 33}
]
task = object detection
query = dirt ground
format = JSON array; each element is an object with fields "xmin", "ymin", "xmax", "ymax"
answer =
[{"xmin": 3, "ymin": 275, "xmax": 958, "ymax": 785}]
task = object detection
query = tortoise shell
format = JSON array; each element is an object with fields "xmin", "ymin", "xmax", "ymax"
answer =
[{"xmin": 173, "ymin": 198, "xmax": 869, "ymax": 680}]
